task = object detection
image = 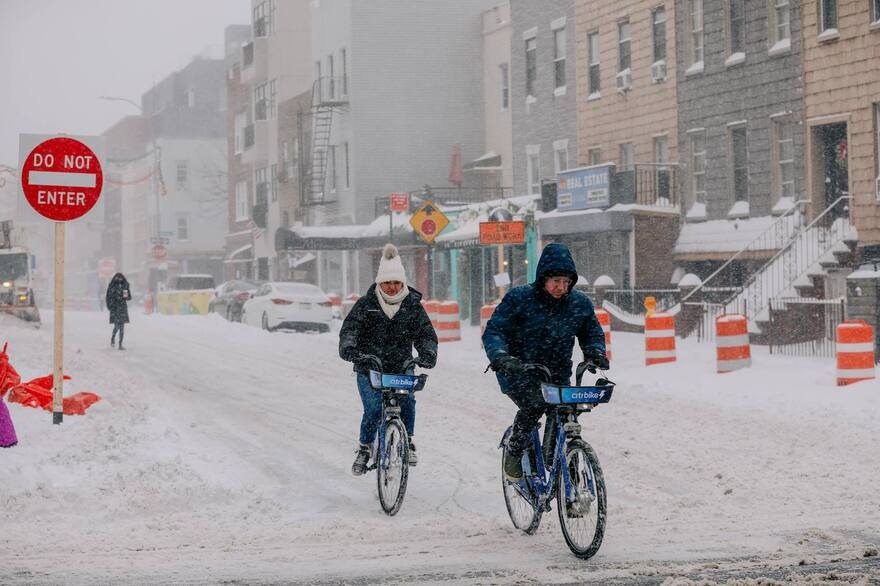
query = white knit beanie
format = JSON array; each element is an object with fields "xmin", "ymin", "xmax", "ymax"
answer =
[{"xmin": 375, "ymin": 243, "xmax": 407, "ymax": 285}]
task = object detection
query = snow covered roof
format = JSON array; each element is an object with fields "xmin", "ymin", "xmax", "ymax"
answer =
[{"xmin": 674, "ymin": 215, "xmax": 793, "ymax": 259}]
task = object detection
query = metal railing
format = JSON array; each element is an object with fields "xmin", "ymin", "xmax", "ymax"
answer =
[
  {"xmin": 408, "ymin": 186, "xmax": 515, "ymax": 207},
  {"xmin": 766, "ymin": 297, "xmax": 846, "ymax": 358},
  {"xmin": 611, "ymin": 164, "xmax": 680, "ymax": 208}
]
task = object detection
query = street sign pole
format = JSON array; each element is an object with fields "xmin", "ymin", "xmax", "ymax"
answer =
[
  {"xmin": 427, "ymin": 244, "xmax": 433, "ymax": 299},
  {"xmin": 53, "ymin": 222, "xmax": 65, "ymax": 424}
]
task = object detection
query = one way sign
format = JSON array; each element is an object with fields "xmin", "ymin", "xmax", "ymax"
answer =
[{"xmin": 409, "ymin": 200, "xmax": 449, "ymax": 244}]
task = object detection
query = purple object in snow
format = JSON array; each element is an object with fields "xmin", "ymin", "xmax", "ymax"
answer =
[{"xmin": 0, "ymin": 399, "xmax": 18, "ymax": 448}]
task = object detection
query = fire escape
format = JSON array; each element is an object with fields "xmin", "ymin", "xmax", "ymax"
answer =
[{"xmin": 300, "ymin": 76, "xmax": 348, "ymax": 206}]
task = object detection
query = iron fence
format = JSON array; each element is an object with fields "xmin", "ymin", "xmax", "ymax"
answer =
[{"xmin": 767, "ymin": 297, "xmax": 846, "ymax": 358}]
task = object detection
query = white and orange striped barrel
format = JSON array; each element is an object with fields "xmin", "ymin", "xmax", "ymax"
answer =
[
  {"xmin": 715, "ymin": 314, "xmax": 751, "ymax": 373},
  {"xmin": 437, "ymin": 300, "xmax": 461, "ymax": 342},
  {"xmin": 645, "ymin": 312, "xmax": 676, "ymax": 366},
  {"xmin": 836, "ymin": 320, "xmax": 875, "ymax": 386},
  {"xmin": 595, "ymin": 308, "xmax": 611, "ymax": 362},
  {"xmin": 421, "ymin": 298, "xmax": 440, "ymax": 331},
  {"xmin": 328, "ymin": 293, "xmax": 342, "ymax": 308}
]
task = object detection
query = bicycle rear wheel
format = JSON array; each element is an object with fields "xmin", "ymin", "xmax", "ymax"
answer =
[
  {"xmin": 501, "ymin": 443, "xmax": 542, "ymax": 534},
  {"xmin": 556, "ymin": 439, "xmax": 606, "ymax": 559},
  {"xmin": 377, "ymin": 418, "xmax": 409, "ymax": 516}
]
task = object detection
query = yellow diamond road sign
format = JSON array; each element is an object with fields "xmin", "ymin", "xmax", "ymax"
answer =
[{"xmin": 409, "ymin": 200, "xmax": 449, "ymax": 244}]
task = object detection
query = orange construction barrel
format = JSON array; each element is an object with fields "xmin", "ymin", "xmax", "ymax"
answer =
[
  {"xmin": 645, "ymin": 312, "xmax": 676, "ymax": 366},
  {"xmin": 437, "ymin": 301, "xmax": 461, "ymax": 342},
  {"xmin": 836, "ymin": 320, "xmax": 875, "ymax": 386},
  {"xmin": 422, "ymin": 299, "xmax": 440, "ymax": 331},
  {"xmin": 595, "ymin": 308, "xmax": 611, "ymax": 362},
  {"xmin": 715, "ymin": 314, "xmax": 751, "ymax": 373}
]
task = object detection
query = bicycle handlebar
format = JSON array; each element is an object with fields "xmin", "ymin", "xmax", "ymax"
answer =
[
  {"xmin": 523, "ymin": 360, "xmax": 608, "ymax": 386},
  {"xmin": 359, "ymin": 354, "xmax": 420, "ymax": 374}
]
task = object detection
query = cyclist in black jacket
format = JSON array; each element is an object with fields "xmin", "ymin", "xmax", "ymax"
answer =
[{"xmin": 339, "ymin": 243, "xmax": 437, "ymax": 475}]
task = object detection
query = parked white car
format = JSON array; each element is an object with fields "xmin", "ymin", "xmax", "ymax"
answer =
[{"xmin": 241, "ymin": 282, "xmax": 333, "ymax": 333}]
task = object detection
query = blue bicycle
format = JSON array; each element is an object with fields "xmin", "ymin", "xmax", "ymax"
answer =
[
  {"xmin": 363, "ymin": 356, "xmax": 427, "ymax": 516},
  {"xmin": 500, "ymin": 360, "xmax": 613, "ymax": 559}
]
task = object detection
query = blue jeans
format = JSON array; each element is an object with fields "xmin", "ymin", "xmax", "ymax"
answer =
[{"xmin": 356, "ymin": 372, "xmax": 415, "ymax": 445}]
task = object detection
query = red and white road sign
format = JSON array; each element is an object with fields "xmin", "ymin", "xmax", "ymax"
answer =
[
  {"xmin": 21, "ymin": 137, "xmax": 103, "ymax": 221},
  {"xmin": 98, "ymin": 257, "xmax": 116, "ymax": 279},
  {"xmin": 152, "ymin": 244, "xmax": 167, "ymax": 261},
  {"xmin": 390, "ymin": 192, "xmax": 410, "ymax": 212}
]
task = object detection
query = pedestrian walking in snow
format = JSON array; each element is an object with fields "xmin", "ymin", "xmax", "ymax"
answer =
[
  {"xmin": 339, "ymin": 243, "xmax": 437, "ymax": 476},
  {"xmin": 482, "ymin": 243, "xmax": 608, "ymax": 480},
  {"xmin": 106, "ymin": 272, "xmax": 131, "ymax": 350}
]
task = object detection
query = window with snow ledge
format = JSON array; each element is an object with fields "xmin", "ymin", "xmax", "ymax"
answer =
[
  {"xmin": 724, "ymin": 52, "xmax": 745, "ymax": 67},
  {"xmin": 727, "ymin": 200, "xmax": 750, "ymax": 218},
  {"xmin": 587, "ymin": 92, "xmax": 601, "ymax": 101},
  {"xmin": 772, "ymin": 196, "xmax": 796, "ymax": 215},
  {"xmin": 686, "ymin": 202, "xmax": 707, "ymax": 221},
  {"xmin": 817, "ymin": 28, "xmax": 839, "ymax": 43},
  {"xmin": 768, "ymin": 38, "xmax": 791, "ymax": 56},
  {"xmin": 685, "ymin": 61, "xmax": 704, "ymax": 76}
]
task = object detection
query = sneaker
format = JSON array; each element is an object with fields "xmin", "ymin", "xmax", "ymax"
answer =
[
  {"xmin": 110, "ymin": 339, "xmax": 115, "ymax": 348},
  {"xmin": 408, "ymin": 442, "xmax": 417, "ymax": 466},
  {"xmin": 118, "ymin": 344, "xmax": 125, "ymax": 351},
  {"xmin": 504, "ymin": 448, "xmax": 523, "ymax": 480},
  {"xmin": 351, "ymin": 443, "xmax": 371, "ymax": 476}
]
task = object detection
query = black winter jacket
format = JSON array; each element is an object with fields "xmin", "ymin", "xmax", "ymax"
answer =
[
  {"xmin": 339, "ymin": 284, "xmax": 438, "ymax": 374},
  {"xmin": 105, "ymin": 273, "xmax": 131, "ymax": 325},
  {"xmin": 482, "ymin": 243, "xmax": 605, "ymax": 392}
]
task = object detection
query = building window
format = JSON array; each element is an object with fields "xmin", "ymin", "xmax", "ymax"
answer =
[
  {"xmin": 176, "ymin": 215, "xmax": 189, "ymax": 241},
  {"xmin": 340, "ymin": 48, "xmax": 348, "ymax": 96},
  {"xmin": 690, "ymin": 130, "xmax": 707, "ymax": 203},
  {"xmin": 525, "ymin": 36, "xmax": 537, "ymax": 97},
  {"xmin": 588, "ymin": 148, "xmax": 602, "ymax": 166},
  {"xmin": 588, "ymin": 31, "xmax": 600, "ymax": 95},
  {"xmin": 268, "ymin": 79, "xmax": 277, "ymax": 119},
  {"xmin": 774, "ymin": 119, "xmax": 795, "ymax": 200},
  {"xmin": 234, "ymin": 111, "xmax": 246, "ymax": 154},
  {"xmin": 873, "ymin": 0, "xmax": 880, "ymax": 23},
  {"xmin": 653, "ymin": 135, "xmax": 669, "ymax": 168},
  {"xmin": 500, "ymin": 63, "xmax": 509, "ymax": 110},
  {"xmin": 254, "ymin": 83, "xmax": 267, "ymax": 121},
  {"xmin": 176, "ymin": 160, "xmax": 188, "ymax": 189},
  {"xmin": 819, "ymin": 0, "xmax": 837, "ymax": 32},
  {"xmin": 186, "ymin": 88, "xmax": 195, "ymax": 108},
  {"xmin": 270, "ymin": 163, "xmax": 278, "ymax": 202},
  {"xmin": 328, "ymin": 145, "xmax": 337, "ymax": 192},
  {"xmin": 690, "ymin": 0, "xmax": 704, "ymax": 66},
  {"xmin": 253, "ymin": 1, "xmax": 275, "ymax": 37},
  {"xmin": 728, "ymin": 0, "xmax": 746, "ymax": 54},
  {"xmin": 729, "ymin": 125, "xmax": 749, "ymax": 202},
  {"xmin": 618, "ymin": 20, "xmax": 631, "ymax": 73},
  {"xmin": 343, "ymin": 141, "xmax": 350, "ymax": 189},
  {"xmin": 769, "ymin": 0, "xmax": 791, "ymax": 45},
  {"xmin": 554, "ymin": 139, "xmax": 569, "ymax": 174},
  {"xmin": 526, "ymin": 146, "xmax": 541, "ymax": 195},
  {"xmin": 652, "ymin": 7, "xmax": 667, "ymax": 63},
  {"xmin": 619, "ymin": 142, "xmax": 634, "ymax": 171},
  {"xmin": 255, "ymin": 167, "xmax": 268, "ymax": 205},
  {"xmin": 235, "ymin": 180, "xmax": 248, "ymax": 221},
  {"xmin": 553, "ymin": 26, "xmax": 566, "ymax": 89}
]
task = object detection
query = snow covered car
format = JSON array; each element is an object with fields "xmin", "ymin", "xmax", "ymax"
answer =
[
  {"xmin": 241, "ymin": 282, "xmax": 333, "ymax": 333},
  {"xmin": 210, "ymin": 279, "xmax": 259, "ymax": 322}
]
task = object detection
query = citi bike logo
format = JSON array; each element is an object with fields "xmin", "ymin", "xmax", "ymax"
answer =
[
  {"xmin": 387, "ymin": 376, "xmax": 416, "ymax": 388},
  {"xmin": 569, "ymin": 389, "xmax": 605, "ymax": 401}
]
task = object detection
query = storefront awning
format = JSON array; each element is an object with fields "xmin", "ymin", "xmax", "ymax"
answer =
[
  {"xmin": 223, "ymin": 244, "xmax": 253, "ymax": 264},
  {"xmin": 538, "ymin": 208, "xmax": 633, "ymax": 237}
]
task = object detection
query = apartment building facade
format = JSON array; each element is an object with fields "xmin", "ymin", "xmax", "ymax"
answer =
[{"xmin": 801, "ymin": 0, "xmax": 880, "ymax": 256}]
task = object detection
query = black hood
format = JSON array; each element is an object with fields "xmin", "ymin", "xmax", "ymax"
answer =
[{"xmin": 534, "ymin": 243, "xmax": 578, "ymax": 287}]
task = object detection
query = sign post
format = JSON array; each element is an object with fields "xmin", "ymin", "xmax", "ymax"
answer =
[{"xmin": 19, "ymin": 134, "xmax": 104, "ymax": 424}]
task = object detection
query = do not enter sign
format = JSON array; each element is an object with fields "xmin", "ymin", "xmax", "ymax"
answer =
[{"xmin": 21, "ymin": 136, "xmax": 103, "ymax": 221}]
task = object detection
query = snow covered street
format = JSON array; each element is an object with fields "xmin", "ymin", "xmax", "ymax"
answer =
[{"xmin": 1, "ymin": 310, "xmax": 878, "ymax": 584}]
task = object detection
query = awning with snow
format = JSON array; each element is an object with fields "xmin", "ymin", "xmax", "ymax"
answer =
[
  {"xmin": 274, "ymin": 226, "xmax": 420, "ymax": 251},
  {"xmin": 224, "ymin": 244, "xmax": 253, "ymax": 264}
]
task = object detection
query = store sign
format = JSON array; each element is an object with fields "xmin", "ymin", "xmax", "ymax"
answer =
[
  {"xmin": 557, "ymin": 165, "xmax": 612, "ymax": 211},
  {"xmin": 479, "ymin": 220, "xmax": 525, "ymax": 245}
]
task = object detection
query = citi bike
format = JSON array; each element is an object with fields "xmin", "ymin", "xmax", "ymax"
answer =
[
  {"xmin": 500, "ymin": 360, "xmax": 614, "ymax": 559},
  {"xmin": 362, "ymin": 355, "xmax": 427, "ymax": 516}
]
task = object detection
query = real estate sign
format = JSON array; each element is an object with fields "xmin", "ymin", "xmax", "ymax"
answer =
[{"xmin": 557, "ymin": 164, "xmax": 612, "ymax": 212}]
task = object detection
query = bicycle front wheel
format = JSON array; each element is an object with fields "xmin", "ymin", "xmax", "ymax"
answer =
[
  {"xmin": 501, "ymin": 443, "xmax": 542, "ymax": 534},
  {"xmin": 556, "ymin": 439, "xmax": 606, "ymax": 559},
  {"xmin": 377, "ymin": 418, "xmax": 409, "ymax": 516}
]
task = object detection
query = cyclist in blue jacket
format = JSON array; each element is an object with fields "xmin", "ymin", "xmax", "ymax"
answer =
[{"xmin": 482, "ymin": 242, "xmax": 608, "ymax": 480}]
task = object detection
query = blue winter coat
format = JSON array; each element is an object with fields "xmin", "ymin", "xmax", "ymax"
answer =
[{"xmin": 482, "ymin": 243, "xmax": 606, "ymax": 393}]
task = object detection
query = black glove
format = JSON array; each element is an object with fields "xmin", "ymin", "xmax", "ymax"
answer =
[
  {"xmin": 583, "ymin": 348, "xmax": 609, "ymax": 372},
  {"xmin": 492, "ymin": 353, "xmax": 526, "ymax": 377},
  {"xmin": 353, "ymin": 353, "xmax": 379, "ymax": 371},
  {"xmin": 415, "ymin": 355, "xmax": 436, "ymax": 369}
]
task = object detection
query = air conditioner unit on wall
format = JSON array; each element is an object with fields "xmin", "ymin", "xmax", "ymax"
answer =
[
  {"xmin": 651, "ymin": 60, "xmax": 667, "ymax": 83},
  {"xmin": 616, "ymin": 69, "xmax": 632, "ymax": 94}
]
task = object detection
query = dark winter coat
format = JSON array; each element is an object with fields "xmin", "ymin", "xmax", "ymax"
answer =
[
  {"xmin": 482, "ymin": 243, "xmax": 606, "ymax": 392},
  {"xmin": 105, "ymin": 273, "xmax": 131, "ymax": 325},
  {"xmin": 339, "ymin": 284, "xmax": 438, "ymax": 374}
]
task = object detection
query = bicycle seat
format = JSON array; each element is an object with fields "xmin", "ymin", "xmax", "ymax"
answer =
[{"xmin": 368, "ymin": 370, "xmax": 428, "ymax": 392}]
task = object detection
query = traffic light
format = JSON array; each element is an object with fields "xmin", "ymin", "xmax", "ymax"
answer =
[{"xmin": 541, "ymin": 181, "xmax": 558, "ymax": 212}]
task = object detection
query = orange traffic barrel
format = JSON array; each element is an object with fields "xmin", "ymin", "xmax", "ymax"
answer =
[
  {"xmin": 437, "ymin": 301, "xmax": 461, "ymax": 342},
  {"xmin": 645, "ymin": 312, "xmax": 676, "ymax": 366},
  {"xmin": 836, "ymin": 320, "xmax": 875, "ymax": 386},
  {"xmin": 595, "ymin": 308, "xmax": 611, "ymax": 362},
  {"xmin": 328, "ymin": 293, "xmax": 342, "ymax": 307},
  {"xmin": 716, "ymin": 314, "xmax": 751, "ymax": 373},
  {"xmin": 422, "ymin": 299, "xmax": 440, "ymax": 331},
  {"xmin": 480, "ymin": 303, "xmax": 497, "ymax": 339}
]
